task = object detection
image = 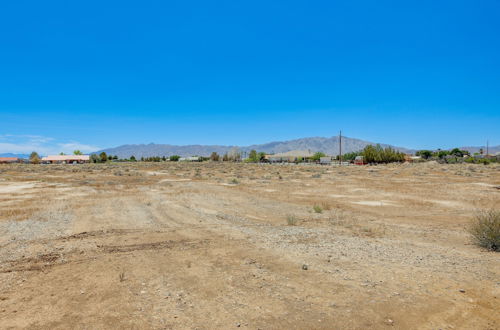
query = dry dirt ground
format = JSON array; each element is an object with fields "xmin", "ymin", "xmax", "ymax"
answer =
[{"xmin": 0, "ymin": 162, "xmax": 499, "ymax": 329}]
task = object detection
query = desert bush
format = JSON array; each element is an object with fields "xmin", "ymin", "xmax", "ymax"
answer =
[
  {"xmin": 313, "ymin": 205, "xmax": 323, "ymax": 213},
  {"xmin": 468, "ymin": 209, "xmax": 500, "ymax": 251},
  {"xmin": 286, "ymin": 215, "xmax": 298, "ymax": 226}
]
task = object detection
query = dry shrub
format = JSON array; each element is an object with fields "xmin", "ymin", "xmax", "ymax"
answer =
[
  {"xmin": 469, "ymin": 209, "xmax": 500, "ymax": 251},
  {"xmin": 286, "ymin": 215, "xmax": 298, "ymax": 226},
  {"xmin": 320, "ymin": 201, "xmax": 331, "ymax": 211}
]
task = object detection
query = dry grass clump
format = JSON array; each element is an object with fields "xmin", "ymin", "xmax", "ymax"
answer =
[
  {"xmin": 468, "ymin": 209, "xmax": 500, "ymax": 251},
  {"xmin": 286, "ymin": 215, "xmax": 298, "ymax": 226},
  {"xmin": 320, "ymin": 201, "xmax": 331, "ymax": 211},
  {"xmin": 119, "ymin": 272, "xmax": 126, "ymax": 282},
  {"xmin": 311, "ymin": 202, "xmax": 331, "ymax": 214}
]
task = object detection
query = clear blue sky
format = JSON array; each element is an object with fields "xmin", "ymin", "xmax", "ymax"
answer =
[{"xmin": 1, "ymin": 0, "xmax": 499, "ymax": 154}]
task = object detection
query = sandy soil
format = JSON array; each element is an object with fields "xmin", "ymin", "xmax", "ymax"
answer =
[{"xmin": 0, "ymin": 162, "xmax": 499, "ymax": 329}]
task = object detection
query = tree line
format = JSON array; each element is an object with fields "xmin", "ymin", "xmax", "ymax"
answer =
[{"xmin": 339, "ymin": 145, "xmax": 405, "ymax": 164}]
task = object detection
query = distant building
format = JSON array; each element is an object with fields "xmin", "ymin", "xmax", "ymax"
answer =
[
  {"xmin": 41, "ymin": 155, "xmax": 90, "ymax": 164},
  {"xmin": 178, "ymin": 156, "xmax": 202, "ymax": 162},
  {"xmin": 320, "ymin": 157, "xmax": 332, "ymax": 165},
  {"xmin": 0, "ymin": 157, "xmax": 22, "ymax": 164}
]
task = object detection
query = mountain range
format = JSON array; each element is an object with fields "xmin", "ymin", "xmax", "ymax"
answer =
[
  {"xmin": 1, "ymin": 137, "xmax": 498, "ymax": 159},
  {"xmin": 96, "ymin": 136, "xmax": 415, "ymax": 158}
]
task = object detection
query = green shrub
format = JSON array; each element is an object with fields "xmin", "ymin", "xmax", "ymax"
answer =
[
  {"xmin": 469, "ymin": 210, "xmax": 500, "ymax": 251},
  {"xmin": 313, "ymin": 205, "xmax": 323, "ymax": 213},
  {"xmin": 311, "ymin": 152, "xmax": 326, "ymax": 161},
  {"xmin": 361, "ymin": 144, "xmax": 405, "ymax": 164}
]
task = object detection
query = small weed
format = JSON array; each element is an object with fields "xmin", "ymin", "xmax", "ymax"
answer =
[
  {"xmin": 286, "ymin": 215, "xmax": 298, "ymax": 226},
  {"xmin": 119, "ymin": 272, "xmax": 126, "ymax": 282},
  {"xmin": 230, "ymin": 178, "xmax": 239, "ymax": 184},
  {"xmin": 313, "ymin": 205, "xmax": 323, "ymax": 213}
]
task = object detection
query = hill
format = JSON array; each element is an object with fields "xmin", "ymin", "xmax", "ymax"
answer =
[{"xmin": 96, "ymin": 136, "xmax": 414, "ymax": 158}]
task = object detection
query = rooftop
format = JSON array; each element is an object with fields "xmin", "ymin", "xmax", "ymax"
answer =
[{"xmin": 42, "ymin": 155, "xmax": 90, "ymax": 161}]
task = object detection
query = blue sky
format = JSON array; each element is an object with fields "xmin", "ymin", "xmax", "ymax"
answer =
[{"xmin": 1, "ymin": 0, "xmax": 499, "ymax": 154}]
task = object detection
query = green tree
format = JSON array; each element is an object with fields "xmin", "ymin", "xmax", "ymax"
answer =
[
  {"xmin": 361, "ymin": 145, "xmax": 404, "ymax": 164},
  {"xmin": 59, "ymin": 152, "xmax": 65, "ymax": 155},
  {"xmin": 169, "ymin": 155, "xmax": 180, "ymax": 161},
  {"xmin": 73, "ymin": 150, "xmax": 83, "ymax": 155},
  {"xmin": 29, "ymin": 151, "xmax": 40, "ymax": 164},
  {"xmin": 311, "ymin": 152, "xmax": 326, "ymax": 161},
  {"xmin": 436, "ymin": 150, "xmax": 450, "ymax": 159},
  {"xmin": 416, "ymin": 150, "xmax": 433, "ymax": 159},
  {"xmin": 130, "ymin": 155, "xmax": 136, "ymax": 161},
  {"xmin": 341, "ymin": 151, "xmax": 362, "ymax": 161},
  {"xmin": 99, "ymin": 152, "xmax": 108, "ymax": 162},
  {"xmin": 450, "ymin": 148, "xmax": 464, "ymax": 157},
  {"xmin": 90, "ymin": 154, "xmax": 100, "ymax": 163},
  {"xmin": 362, "ymin": 145, "xmax": 377, "ymax": 163},
  {"xmin": 248, "ymin": 150, "xmax": 258, "ymax": 162}
]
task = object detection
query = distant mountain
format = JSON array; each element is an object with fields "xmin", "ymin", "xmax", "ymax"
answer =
[
  {"xmin": 0, "ymin": 153, "xmax": 30, "ymax": 159},
  {"xmin": 460, "ymin": 145, "xmax": 500, "ymax": 155},
  {"xmin": 96, "ymin": 136, "xmax": 414, "ymax": 158}
]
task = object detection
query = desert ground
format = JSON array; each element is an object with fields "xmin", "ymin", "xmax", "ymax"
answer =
[{"xmin": 0, "ymin": 162, "xmax": 499, "ymax": 329}]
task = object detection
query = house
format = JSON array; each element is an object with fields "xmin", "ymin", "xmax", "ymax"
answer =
[
  {"xmin": 320, "ymin": 157, "xmax": 332, "ymax": 165},
  {"xmin": 0, "ymin": 157, "xmax": 21, "ymax": 164},
  {"xmin": 266, "ymin": 150, "xmax": 316, "ymax": 163},
  {"xmin": 41, "ymin": 155, "xmax": 90, "ymax": 164}
]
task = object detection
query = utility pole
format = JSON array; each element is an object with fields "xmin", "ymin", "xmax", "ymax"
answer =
[
  {"xmin": 486, "ymin": 140, "xmax": 489, "ymax": 156},
  {"xmin": 339, "ymin": 130, "xmax": 342, "ymax": 165}
]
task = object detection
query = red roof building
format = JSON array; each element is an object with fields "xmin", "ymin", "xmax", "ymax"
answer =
[{"xmin": 0, "ymin": 157, "xmax": 21, "ymax": 164}]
